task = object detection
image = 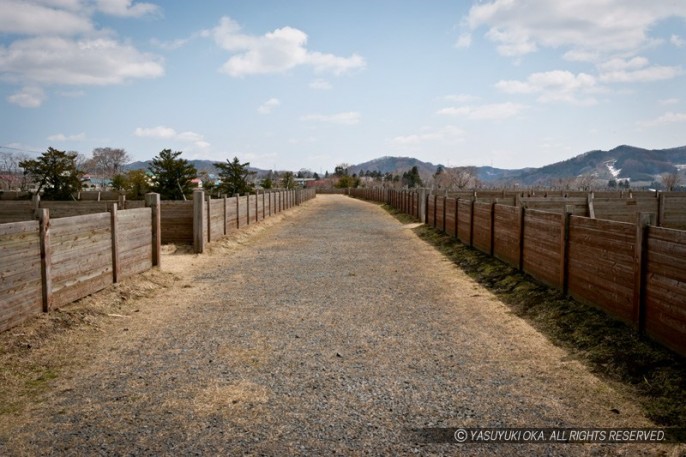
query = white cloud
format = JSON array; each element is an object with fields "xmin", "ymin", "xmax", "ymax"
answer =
[
  {"xmin": 598, "ymin": 57, "xmax": 650, "ymax": 72},
  {"xmin": 599, "ymin": 65, "xmax": 682, "ymax": 83},
  {"xmin": 0, "ymin": 37, "xmax": 164, "ymax": 86},
  {"xmin": 563, "ymin": 49, "xmax": 599, "ymax": 63},
  {"xmin": 7, "ymin": 85, "xmax": 45, "ymax": 107},
  {"xmin": 0, "ymin": 0, "xmax": 164, "ymax": 107},
  {"xmin": 258, "ymin": 98, "xmax": 280, "ymax": 114},
  {"xmin": 496, "ymin": 70, "xmax": 598, "ymax": 106},
  {"xmin": 671, "ymin": 34, "xmax": 685, "ymax": 48},
  {"xmin": 592, "ymin": 56, "xmax": 682, "ymax": 83},
  {"xmin": 134, "ymin": 126, "xmax": 210, "ymax": 148},
  {"xmin": 0, "ymin": 0, "xmax": 92, "ymax": 36},
  {"xmin": 464, "ymin": 0, "xmax": 686, "ymax": 57},
  {"xmin": 443, "ymin": 94, "xmax": 479, "ymax": 103},
  {"xmin": 206, "ymin": 16, "xmax": 366, "ymax": 77},
  {"xmin": 150, "ymin": 36, "xmax": 193, "ymax": 50},
  {"xmin": 47, "ymin": 132, "xmax": 86, "ymax": 141},
  {"xmin": 95, "ymin": 0, "xmax": 159, "ymax": 17},
  {"xmin": 134, "ymin": 126, "xmax": 176, "ymax": 139},
  {"xmin": 309, "ymin": 79, "xmax": 332, "ymax": 90},
  {"xmin": 391, "ymin": 126, "xmax": 465, "ymax": 145},
  {"xmin": 300, "ymin": 112, "xmax": 360, "ymax": 125},
  {"xmin": 455, "ymin": 33, "xmax": 472, "ymax": 48},
  {"xmin": 659, "ymin": 98, "xmax": 680, "ymax": 106},
  {"xmin": 639, "ymin": 112, "xmax": 686, "ymax": 128},
  {"xmin": 437, "ymin": 102, "xmax": 526, "ymax": 120}
]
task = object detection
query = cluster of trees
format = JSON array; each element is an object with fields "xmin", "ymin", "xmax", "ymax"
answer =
[
  {"xmin": 330, "ymin": 164, "xmax": 425, "ymax": 189},
  {"xmin": 14, "ymin": 146, "xmax": 299, "ymax": 201},
  {"xmin": 608, "ymin": 178, "xmax": 631, "ymax": 189},
  {"xmin": 18, "ymin": 148, "xmax": 83, "ymax": 200}
]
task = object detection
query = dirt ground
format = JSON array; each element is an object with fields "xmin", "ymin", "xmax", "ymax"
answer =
[{"xmin": 0, "ymin": 194, "xmax": 682, "ymax": 455}]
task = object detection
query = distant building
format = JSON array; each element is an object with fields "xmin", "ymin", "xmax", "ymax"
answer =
[{"xmin": 294, "ymin": 177, "xmax": 316, "ymax": 187}]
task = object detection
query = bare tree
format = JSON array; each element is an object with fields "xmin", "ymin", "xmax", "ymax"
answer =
[
  {"xmin": 442, "ymin": 166, "xmax": 478, "ymax": 190},
  {"xmin": 575, "ymin": 173, "xmax": 597, "ymax": 191},
  {"xmin": 661, "ymin": 170, "xmax": 682, "ymax": 191},
  {"xmin": 0, "ymin": 151, "xmax": 31, "ymax": 190},
  {"xmin": 87, "ymin": 147, "xmax": 131, "ymax": 180}
]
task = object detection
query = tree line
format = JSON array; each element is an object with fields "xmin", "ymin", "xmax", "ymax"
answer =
[{"xmin": 10, "ymin": 147, "xmax": 298, "ymax": 201}]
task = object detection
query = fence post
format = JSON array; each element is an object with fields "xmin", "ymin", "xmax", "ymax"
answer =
[
  {"xmin": 633, "ymin": 212, "xmax": 654, "ymax": 333},
  {"xmin": 255, "ymin": 191, "xmax": 258, "ymax": 222},
  {"xmin": 443, "ymin": 196, "xmax": 448, "ymax": 233},
  {"xmin": 469, "ymin": 199, "xmax": 475, "ymax": 247},
  {"xmin": 193, "ymin": 189, "xmax": 205, "ymax": 254},
  {"xmin": 223, "ymin": 196, "xmax": 228, "ymax": 235},
  {"xmin": 561, "ymin": 205, "xmax": 573, "ymax": 295},
  {"xmin": 454, "ymin": 197, "xmax": 459, "ymax": 239},
  {"xmin": 145, "ymin": 193, "xmax": 161, "ymax": 267},
  {"xmin": 518, "ymin": 206, "xmax": 525, "ymax": 271},
  {"xmin": 424, "ymin": 192, "xmax": 429, "ymax": 225},
  {"xmin": 489, "ymin": 202, "xmax": 496, "ymax": 256},
  {"xmin": 657, "ymin": 192, "xmax": 665, "ymax": 227},
  {"xmin": 246, "ymin": 193, "xmax": 251, "ymax": 225},
  {"xmin": 38, "ymin": 208, "xmax": 52, "ymax": 313},
  {"xmin": 235, "ymin": 193, "xmax": 240, "ymax": 229},
  {"xmin": 206, "ymin": 194, "xmax": 212, "ymax": 243},
  {"xmin": 587, "ymin": 193, "xmax": 595, "ymax": 219},
  {"xmin": 110, "ymin": 203, "xmax": 120, "ymax": 283}
]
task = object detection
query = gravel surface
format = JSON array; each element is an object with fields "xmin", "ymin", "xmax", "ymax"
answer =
[{"xmin": 0, "ymin": 195, "xmax": 678, "ymax": 456}]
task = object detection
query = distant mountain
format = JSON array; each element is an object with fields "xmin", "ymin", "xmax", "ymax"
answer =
[
  {"xmin": 511, "ymin": 145, "xmax": 686, "ymax": 186},
  {"xmin": 126, "ymin": 159, "xmax": 268, "ymax": 175},
  {"xmin": 348, "ymin": 146, "xmax": 686, "ymax": 187},
  {"xmin": 348, "ymin": 156, "xmax": 439, "ymax": 177}
]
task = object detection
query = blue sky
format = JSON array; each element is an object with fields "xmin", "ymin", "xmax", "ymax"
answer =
[{"xmin": 1, "ymin": 0, "xmax": 685, "ymax": 173}]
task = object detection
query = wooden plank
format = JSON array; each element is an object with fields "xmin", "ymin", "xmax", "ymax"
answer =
[
  {"xmin": 50, "ymin": 237, "xmax": 112, "ymax": 265},
  {"xmin": 0, "ymin": 220, "xmax": 39, "ymax": 236},
  {"xmin": 51, "ymin": 270, "xmax": 112, "ymax": 308},
  {"xmin": 0, "ymin": 260, "xmax": 41, "ymax": 284},
  {"xmin": 51, "ymin": 254, "xmax": 112, "ymax": 284}
]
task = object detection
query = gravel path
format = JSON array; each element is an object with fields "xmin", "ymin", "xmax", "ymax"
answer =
[{"xmin": 0, "ymin": 195, "xmax": 674, "ymax": 456}]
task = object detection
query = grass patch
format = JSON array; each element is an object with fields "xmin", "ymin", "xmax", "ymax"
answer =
[{"xmin": 382, "ymin": 204, "xmax": 686, "ymax": 428}]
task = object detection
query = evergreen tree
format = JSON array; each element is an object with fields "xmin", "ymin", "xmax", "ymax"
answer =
[
  {"xmin": 127, "ymin": 170, "xmax": 152, "ymax": 199},
  {"xmin": 281, "ymin": 171, "xmax": 296, "ymax": 189},
  {"xmin": 402, "ymin": 165, "xmax": 423, "ymax": 188},
  {"xmin": 19, "ymin": 147, "xmax": 83, "ymax": 200},
  {"xmin": 149, "ymin": 149, "xmax": 197, "ymax": 200},
  {"xmin": 215, "ymin": 157, "xmax": 256, "ymax": 195}
]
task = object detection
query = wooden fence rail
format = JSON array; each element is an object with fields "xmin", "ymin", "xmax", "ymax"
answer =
[
  {"xmin": 350, "ymin": 188, "xmax": 686, "ymax": 357},
  {"xmin": 191, "ymin": 188, "xmax": 316, "ymax": 253},
  {"xmin": 1, "ymin": 188, "xmax": 315, "ymax": 333},
  {"xmin": 0, "ymin": 194, "xmax": 161, "ymax": 333}
]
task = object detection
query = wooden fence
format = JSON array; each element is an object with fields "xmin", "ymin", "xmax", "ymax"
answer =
[
  {"xmin": 0, "ymin": 195, "xmax": 131, "ymax": 224},
  {"xmin": 351, "ymin": 188, "xmax": 686, "ymax": 357},
  {"xmin": 0, "ymin": 189, "xmax": 317, "ymax": 254},
  {"xmin": 0, "ymin": 194, "xmax": 161, "ymax": 333},
  {"xmin": 1, "ymin": 188, "xmax": 316, "ymax": 333},
  {"xmin": 191, "ymin": 188, "xmax": 316, "ymax": 253}
]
